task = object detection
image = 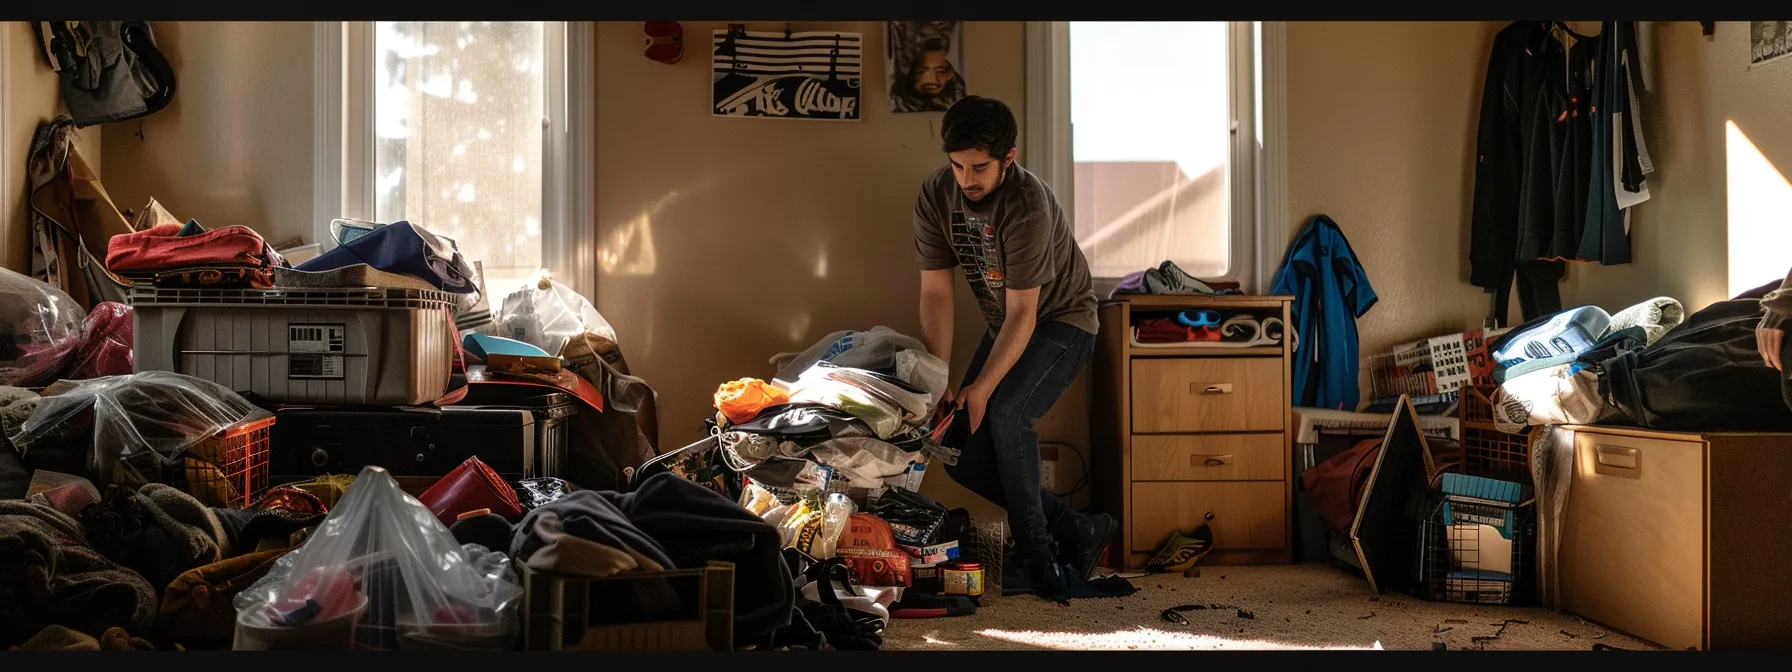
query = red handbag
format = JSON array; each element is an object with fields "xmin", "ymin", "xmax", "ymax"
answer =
[{"xmin": 417, "ymin": 456, "xmax": 522, "ymax": 527}]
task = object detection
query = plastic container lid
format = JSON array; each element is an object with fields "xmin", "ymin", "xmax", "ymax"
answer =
[{"xmin": 950, "ymin": 562, "xmax": 981, "ymax": 571}]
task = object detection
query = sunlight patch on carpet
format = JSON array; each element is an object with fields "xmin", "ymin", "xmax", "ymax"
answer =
[{"xmin": 973, "ymin": 627, "xmax": 1386, "ymax": 651}]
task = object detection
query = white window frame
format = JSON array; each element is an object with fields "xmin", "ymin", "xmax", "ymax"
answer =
[
  {"xmin": 312, "ymin": 21, "xmax": 598, "ymax": 300},
  {"xmin": 1026, "ymin": 21, "xmax": 1288, "ymax": 294}
]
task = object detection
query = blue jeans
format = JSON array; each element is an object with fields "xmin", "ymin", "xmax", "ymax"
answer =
[{"xmin": 944, "ymin": 320, "xmax": 1096, "ymax": 562}]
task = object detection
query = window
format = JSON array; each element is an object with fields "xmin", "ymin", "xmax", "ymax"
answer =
[
  {"xmin": 1029, "ymin": 22, "xmax": 1281, "ymax": 290},
  {"xmin": 321, "ymin": 21, "xmax": 594, "ymax": 302}
]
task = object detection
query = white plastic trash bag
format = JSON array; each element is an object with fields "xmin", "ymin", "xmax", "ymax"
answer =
[
  {"xmin": 232, "ymin": 465, "xmax": 523, "ymax": 651},
  {"xmin": 498, "ymin": 271, "xmax": 616, "ymax": 355}
]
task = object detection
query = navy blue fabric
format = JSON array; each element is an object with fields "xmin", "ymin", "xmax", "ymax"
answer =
[
  {"xmin": 1271, "ymin": 215, "xmax": 1379, "ymax": 411},
  {"xmin": 296, "ymin": 221, "xmax": 478, "ymax": 294}
]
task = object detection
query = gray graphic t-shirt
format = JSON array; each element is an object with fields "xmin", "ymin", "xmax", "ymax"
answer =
[{"xmin": 913, "ymin": 163, "xmax": 1098, "ymax": 336}]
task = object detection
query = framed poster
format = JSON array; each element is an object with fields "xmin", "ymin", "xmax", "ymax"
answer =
[
  {"xmin": 1751, "ymin": 21, "xmax": 1791, "ymax": 68},
  {"xmin": 712, "ymin": 28, "xmax": 862, "ymax": 120},
  {"xmin": 886, "ymin": 21, "xmax": 966, "ymax": 113}
]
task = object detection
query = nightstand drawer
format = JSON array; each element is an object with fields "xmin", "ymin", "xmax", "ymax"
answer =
[
  {"xmin": 1130, "ymin": 481, "xmax": 1285, "ymax": 553},
  {"xmin": 1131, "ymin": 357, "xmax": 1285, "ymax": 433},
  {"xmin": 1133, "ymin": 433, "xmax": 1285, "ymax": 482}
]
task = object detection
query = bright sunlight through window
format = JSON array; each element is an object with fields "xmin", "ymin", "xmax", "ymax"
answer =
[
  {"xmin": 1069, "ymin": 22, "xmax": 1233, "ymax": 279},
  {"xmin": 374, "ymin": 21, "xmax": 546, "ymax": 301},
  {"xmin": 1726, "ymin": 120, "xmax": 1792, "ymax": 297}
]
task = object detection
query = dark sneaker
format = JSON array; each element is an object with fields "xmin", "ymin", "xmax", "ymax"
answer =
[
  {"xmin": 1064, "ymin": 513, "xmax": 1117, "ymax": 580},
  {"xmin": 1001, "ymin": 552, "xmax": 1068, "ymax": 597}
]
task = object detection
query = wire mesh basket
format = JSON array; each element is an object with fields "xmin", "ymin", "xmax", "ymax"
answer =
[
  {"xmin": 1459, "ymin": 386, "xmax": 1534, "ymax": 484},
  {"xmin": 172, "ymin": 412, "xmax": 275, "ymax": 508},
  {"xmin": 1413, "ymin": 496, "xmax": 1535, "ymax": 605}
]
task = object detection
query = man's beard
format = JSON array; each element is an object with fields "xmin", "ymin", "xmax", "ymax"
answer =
[{"xmin": 962, "ymin": 164, "xmax": 1007, "ymax": 201}]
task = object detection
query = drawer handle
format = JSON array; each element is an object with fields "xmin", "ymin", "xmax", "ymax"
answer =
[
  {"xmin": 1192, "ymin": 454, "xmax": 1234, "ymax": 467},
  {"xmin": 1594, "ymin": 444, "xmax": 1641, "ymax": 479},
  {"xmin": 1192, "ymin": 383, "xmax": 1235, "ymax": 395}
]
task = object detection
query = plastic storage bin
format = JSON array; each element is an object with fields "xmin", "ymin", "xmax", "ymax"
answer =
[{"xmin": 129, "ymin": 286, "xmax": 456, "ymax": 405}]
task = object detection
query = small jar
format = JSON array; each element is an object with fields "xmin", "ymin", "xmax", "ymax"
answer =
[{"xmin": 941, "ymin": 561, "xmax": 984, "ymax": 597}]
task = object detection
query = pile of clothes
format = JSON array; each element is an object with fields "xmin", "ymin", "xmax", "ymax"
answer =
[
  {"xmin": 1487, "ymin": 280, "xmax": 1792, "ymax": 433},
  {"xmin": 1108, "ymin": 259, "xmax": 1244, "ymax": 300},
  {"xmin": 1132, "ymin": 309, "xmax": 1287, "ymax": 349},
  {"xmin": 642, "ymin": 326, "xmax": 953, "ymax": 505},
  {"xmin": 634, "ymin": 326, "xmax": 1010, "ymax": 649},
  {"xmin": 1, "ymin": 472, "xmax": 329, "ymax": 650},
  {"xmin": 105, "ymin": 218, "xmax": 290, "ymax": 290}
]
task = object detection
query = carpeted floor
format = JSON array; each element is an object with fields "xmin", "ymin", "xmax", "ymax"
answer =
[{"xmin": 882, "ymin": 563, "xmax": 1662, "ymax": 651}]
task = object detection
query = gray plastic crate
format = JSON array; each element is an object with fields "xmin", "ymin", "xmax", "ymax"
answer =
[{"xmin": 129, "ymin": 286, "xmax": 457, "ymax": 406}]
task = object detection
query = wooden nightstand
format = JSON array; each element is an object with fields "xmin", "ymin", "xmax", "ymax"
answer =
[{"xmin": 1091, "ymin": 294, "xmax": 1296, "ymax": 569}]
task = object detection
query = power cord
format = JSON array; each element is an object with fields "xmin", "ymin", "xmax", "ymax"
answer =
[{"xmin": 1041, "ymin": 440, "xmax": 1090, "ymax": 499}]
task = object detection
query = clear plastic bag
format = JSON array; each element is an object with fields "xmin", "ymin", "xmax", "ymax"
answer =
[
  {"xmin": 233, "ymin": 465, "xmax": 522, "ymax": 651},
  {"xmin": 10, "ymin": 372, "xmax": 263, "ymax": 486},
  {"xmin": 779, "ymin": 492, "xmax": 854, "ymax": 560},
  {"xmin": 497, "ymin": 271, "xmax": 616, "ymax": 355},
  {"xmin": 65, "ymin": 302, "xmax": 134, "ymax": 379},
  {"xmin": 0, "ymin": 266, "xmax": 87, "ymax": 386}
]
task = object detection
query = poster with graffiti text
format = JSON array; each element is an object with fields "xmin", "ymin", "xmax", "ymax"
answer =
[
  {"xmin": 887, "ymin": 22, "xmax": 966, "ymax": 113},
  {"xmin": 712, "ymin": 28, "xmax": 861, "ymax": 120},
  {"xmin": 1751, "ymin": 21, "xmax": 1791, "ymax": 68}
]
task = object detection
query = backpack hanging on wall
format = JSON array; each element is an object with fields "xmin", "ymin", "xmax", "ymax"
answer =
[{"xmin": 35, "ymin": 21, "xmax": 177, "ymax": 127}]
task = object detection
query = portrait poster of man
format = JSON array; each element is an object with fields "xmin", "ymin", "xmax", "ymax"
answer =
[{"xmin": 887, "ymin": 22, "xmax": 967, "ymax": 113}]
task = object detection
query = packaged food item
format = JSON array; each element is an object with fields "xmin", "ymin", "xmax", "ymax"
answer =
[
  {"xmin": 866, "ymin": 486, "xmax": 947, "ymax": 547},
  {"xmin": 941, "ymin": 561, "xmax": 984, "ymax": 597}
]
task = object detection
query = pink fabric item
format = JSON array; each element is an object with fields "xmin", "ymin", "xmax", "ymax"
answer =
[
  {"xmin": 105, "ymin": 223, "xmax": 279, "ymax": 272},
  {"xmin": 65, "ymin": 302, "xmax": 134, "ymax": 379}
]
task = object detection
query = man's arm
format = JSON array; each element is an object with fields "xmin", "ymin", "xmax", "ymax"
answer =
[
  {"xmin": 1757, "ymin": 266, "xmax": 1792, "ymax": 370},
  {"xmin": 920, "ymin": 268, "xmax": 956, "ymax": 364},
  {"xmin": 959, "ymin": 286, "xmax": 1040, "ymax": 431}
]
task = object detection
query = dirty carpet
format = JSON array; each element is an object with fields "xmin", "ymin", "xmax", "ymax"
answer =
[{"xmin": 881, "ymin": 563, "xmax": 1660, "ymax": 651}]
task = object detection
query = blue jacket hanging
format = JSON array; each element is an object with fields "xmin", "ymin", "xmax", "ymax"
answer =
[{"xmin": 1271, "ymin": 215, "xmax": 1378, "ymax": 410}]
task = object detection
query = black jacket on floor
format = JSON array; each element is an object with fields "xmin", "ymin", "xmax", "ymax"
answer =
[{"xmin": 601, "ymin": 472, "xmax": 794, "ymax": 645}]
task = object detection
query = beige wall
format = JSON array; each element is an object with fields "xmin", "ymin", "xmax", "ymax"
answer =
[
  {"xmin": 97, "ymin": 22, "xmax": 317, "ymax": 247},
  {"xmin": 4, "ymin": 21, "xmax": 102, "ymax": 274},
  {"xmin": 1559, "ymin": 21, "xmax": 1792, "ymax": 314},
  {"xmin": 1285, "ymin": 21, "xmax": 1507, "ymax": 364}
]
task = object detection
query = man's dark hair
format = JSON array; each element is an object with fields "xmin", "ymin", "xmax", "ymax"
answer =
[{"xmin": 941, "ymin": 95, "xmax": 1017, "ymax": 161}]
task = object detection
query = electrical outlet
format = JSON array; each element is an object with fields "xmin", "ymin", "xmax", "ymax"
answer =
[{"xmin": 1040, "ymin": 459, "xmax": 1058, "ymax": 492}]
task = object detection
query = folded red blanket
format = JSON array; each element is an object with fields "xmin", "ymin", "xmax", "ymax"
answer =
[
  {"xmin": 106, "ymin": 223, "xmax": 282, "ymax": 274},
  {"xmin": 1134, "ymin": 317, "xmax": 1192, "ymax": 343}
]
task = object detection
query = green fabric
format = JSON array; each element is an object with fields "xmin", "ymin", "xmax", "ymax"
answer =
[{"xmin": 177, "ymin": 219, "xmax": 206, "ymax": 237}]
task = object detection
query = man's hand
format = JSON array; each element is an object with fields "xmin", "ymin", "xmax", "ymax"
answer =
[
  {"xmin": 1759, "ymin": 325, "xmax": 1784, "ymax": 371},
  {"xmin": 956, "ymin": 379, "xmax": 994, "ymax": 433}
]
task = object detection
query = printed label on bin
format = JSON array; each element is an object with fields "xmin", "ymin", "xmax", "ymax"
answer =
[{"xmin": 289, "ymin": 324, "xmax": 346, "ymax": 380}]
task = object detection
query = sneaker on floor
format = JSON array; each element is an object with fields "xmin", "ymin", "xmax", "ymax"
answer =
[
  {"xmin": 1001, "ymin": 552, "xmax": 1067, "ymax": 597},
  {"xmin": 1061, "ymin": 513, "xmax": 1116, "ymax": 580},
  {"xmin": 1144, "ymin": 522, "xmax": 1215, "ymax": 573}
]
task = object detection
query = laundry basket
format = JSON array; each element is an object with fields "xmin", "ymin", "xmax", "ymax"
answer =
[{"xmin": 176, "ymin": 410, "xmax": 275, "ymax": 508}]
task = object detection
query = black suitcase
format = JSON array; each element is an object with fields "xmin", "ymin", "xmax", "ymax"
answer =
[{"xmin": 267, "ymin": 406, "xmax": 537, "ymax": 485}]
